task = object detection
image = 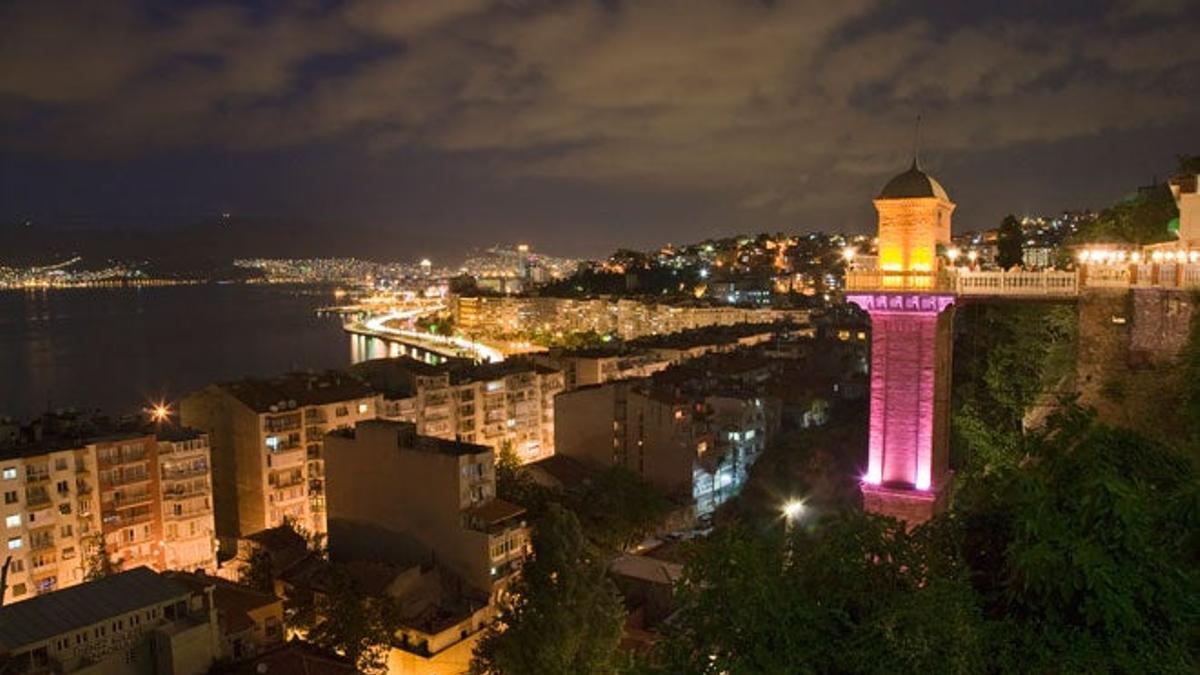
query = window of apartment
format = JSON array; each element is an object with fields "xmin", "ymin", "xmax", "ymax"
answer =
[
  {"xmin": 5, "ymin": 514, "xmax": 19, "ymax": 528},
  {"xmin": 265, "ymin": 436, "xmax": 280, "ymax": 451},
  {"xmin": 335, "ymin": 406, "xmax": 348, "ymax": 417},
  {"xmin": 54, "ymin": 458, "xmax": 68, "ymax": 472},
  {"xmin": 3, "ymin": 491, "xmax": 17, "ymax": 505},
  {"xmin": 56, "ymin": 480, "xmax": 69, "ymax": 495},
  {"xmin": 7, "ymin": 536, "xmax": 22, "ymax": 550},
  {"xmin": 62, "ymin": 546, "xmax": 75, "ymax": 559},
  {"xmin": 357, "ymin": 402, "xmax": 369, "ymax": 414},
  {"xmin": 61, "ymin": 524, "xmax": 73, "ymax": 538},
  {"xmin": 11, "ymin": 583, "xmax": 25, "ymax": 597},
  {"xmin": 58, "ymin": 503, "xmax": 71, "ymax": 515},
  {"xmin": 9, "ymin": 559, "xmax": 22, "ymax": 573},
  {"xmin": 2, "ymin": 467, "xmax": 16, "ymax": 480}
]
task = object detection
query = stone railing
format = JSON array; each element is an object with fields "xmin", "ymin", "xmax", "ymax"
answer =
[
  {"xmin": 950, "ymin": 269, "xmax": 1079, "ymax": 297},
  {"xmin": 848, "ymin": 264, "xmax": 1200, "ymax": 298}
]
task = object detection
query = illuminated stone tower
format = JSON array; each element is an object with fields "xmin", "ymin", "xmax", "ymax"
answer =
[{"xmin": 847, "ymin": 160, "xmax": 956, "ymax": 524}]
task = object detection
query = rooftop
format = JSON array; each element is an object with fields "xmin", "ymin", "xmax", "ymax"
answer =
[
  {"xmin": 336, "ymin": 419, "xmax": 492, "ymax": 457},
  {"xmin": 164, "ymin": 571, "xmax": 280, "ymax": 636},
  {"xmin": 463, "ymin": 498, "xmax": 526, "ymax": 526},
  {"xmin": 214, "ymin": 371, "xmax": 374, "ymax": 414},
  {"xmin": 0, "ymin": 411, "xmax": 154, "ymax": 461},
  {"xmin": 0, "ymin": 567, "xmax": 188, "ymax": 650},
  {"xmin": 877, "ymin": 161, "xmax": 950, "ymax": 201}
]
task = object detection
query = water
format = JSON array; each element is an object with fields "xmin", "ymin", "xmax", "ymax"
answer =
[{"xmin": 0, "ymin": 284, "xmax": 351, "ymax": 419}]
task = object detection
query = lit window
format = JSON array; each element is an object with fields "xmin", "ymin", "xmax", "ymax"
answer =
[
  {"xmin": 1, "ymin": 467, "xmax": 15, "ymax": 480},
  {"xmin": 5, "ymin": 514, "xmax": 19, "ymax": 528},
  {"xmin": 265, "ymin": 436, "xmax": 280, "ymax": 451},
  {"xmin": 357, "ymin": 402, "xmax": 369, "ymax": 415},
  {"xmin": 7, "ymin": 536, "xmax": 22, "ymax": 550}
]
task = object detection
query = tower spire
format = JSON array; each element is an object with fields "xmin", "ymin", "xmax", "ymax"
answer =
[{"xmin": 912, "ymin": 114, "xmax": 922, "ymax": 170}]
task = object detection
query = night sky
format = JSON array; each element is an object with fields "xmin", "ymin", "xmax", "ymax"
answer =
[{"xmin": 3, "ymin": 0, "xmax": 1200, "ymax": 257}]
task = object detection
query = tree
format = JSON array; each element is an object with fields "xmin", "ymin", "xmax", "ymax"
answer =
[
  {"xmin": 303, "ymin": 566, "xmax": 396, "ymax": 675},
  {"xmin": 242, "ymin": 547, "xmax": 275, "ymax": 595},
  {"xmin": 83, "ymin": 533, "xmax": 118, "ymax": 581},
  {"xmin": 996, "ymin": 215, "xmax": 1024, "ymax": 269},
  {"xmin": 954, "ymin": 407, "xmax": 1198, "ymax": 672},
  {"xmin": 646, "ymin": 406, "xmax": 1198, "ymax": 673},
  {"xmin": 952, "ymin": 303, "xmax": 1076, "ymax": 473},
  {"xmin": 473, "ymin": 504, "xmax": 627, "ymax": 675},
  {"xmin": 567, "ymin": 468, "xmax": 672, "ymax": 551},
  {"xmin": 648, "ymin": 516, "xmax": 985, "ymax": 674}
]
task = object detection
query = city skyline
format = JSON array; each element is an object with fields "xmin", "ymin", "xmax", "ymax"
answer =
[{"xmin": 4, "ymin": 1, "xmax": 1200, "ymax": 256}]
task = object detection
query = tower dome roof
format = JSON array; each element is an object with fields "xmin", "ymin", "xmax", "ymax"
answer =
[{"xmin": 878, "ymin": 161, "xmax": 949, "ymax": 201}]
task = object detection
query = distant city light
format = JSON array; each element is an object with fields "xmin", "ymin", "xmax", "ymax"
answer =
[
  {"xmin": 946, "ymin": 247, "xmax": 961, "ymax": 262},
  {"xmin": 841, "ymin": 247, "xmax": 856, "ymax": 263}
]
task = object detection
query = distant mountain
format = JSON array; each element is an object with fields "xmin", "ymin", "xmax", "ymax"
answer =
[{"xmin": 0, "ymin": 218, "xmax": 465, "ymax": 272}]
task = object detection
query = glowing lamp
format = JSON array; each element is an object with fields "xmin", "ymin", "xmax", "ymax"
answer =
[
  {"xmin": 1131, "ymin": 252, "xmax": 1141, "ymax": 263},
  {"xmin": 782, "ymin": 500, "xmax": 805, "ymax": 521},
  {"xmin": 915, "ymin": 472, "xmax": 931, "ymax": 491},
  {"xmin": 1152, "ymin": 251, "xmax": 1164, "ymax": 263},
  {"xmin": 1191, "ymin": 251, "xmax": 1199, "ymax": 263},
  {"xmin": 863, "ymin": 468, "xmax": 882, "ymax": 486},
  {"xmin": 149, "ymin": 403, "xmax": 171, "ymax": 423},
  {"xmin": 946, "ymin": 247, "xmax": 961, "ymax": 262},
  {"xmin": 967, "ymin": 250, "xmax": 978, "ymax": 262},
  {"xmin": 842, "ymin": 247, "xmax": 857, "ymax": 263}
]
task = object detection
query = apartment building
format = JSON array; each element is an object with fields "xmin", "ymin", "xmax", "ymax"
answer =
[
  {"xmin": 353, "ymin": 358, "xmax": 562, "ymax": 464},
  {"xmin": 157, "ymin": 429, "xmax": 217, "ymax": 573},
  {"xmin": 0, "ymin": 567, "xmax": 221, "ymax": 675},
  {"xmin": 555, "ymin": 379, "xmax": 778, "ymax": 517},
  {"xmin": 451, "ymin": 294, "xmax": 809, "ymax": 340},
  {"xmin": 180, "ymin": 371, "xmax": 378, "ymax": 542},
  {"xmin": 325, "ymin": 419, "xmax": 529, "ymax": 597},
  {"xmin": 1, "ymin": 414, "xmax": 217, "ymax": 606},
  {"xmin": 531, "ymin": 348, "xmax": 672, "ymax": 390}
]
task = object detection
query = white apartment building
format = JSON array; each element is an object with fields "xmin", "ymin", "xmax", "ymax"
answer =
[{"xmin": 156, "ymin": 429, "xmax": 217, "ymax": 572}]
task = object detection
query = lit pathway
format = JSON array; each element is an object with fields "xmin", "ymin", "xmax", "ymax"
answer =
[{"xmin": 355, "ymin": 309, "xmax": 506, "ymax": 363}]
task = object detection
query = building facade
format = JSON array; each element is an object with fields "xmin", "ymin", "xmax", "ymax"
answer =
[
  {"xmin": 1, "ymin": 416, "xmax": 217, "ymax": 606},
  {"xmin": 0, "ymin": 567, "xmax": 221, "ymax": 675},
  {"xmin": 324, "ymin": 419, "xmax": 529, "ymax": 597},
  {"xmin": 180, "ymin": 371, "xmax": 378, "ymax": 543},
  {"xmin": 555, "ymin": 380, "xmax": 777, "ymax": 518},
  {"xmin": 354, "ymin": 359, "xmax": 562, "ymax": 464},
  {"xmin": 451, "ymin": 294, "xmax": 806, "ymax": 340}
]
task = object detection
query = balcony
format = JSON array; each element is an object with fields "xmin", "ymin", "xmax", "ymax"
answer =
[
  {"xmin": 25, "ymin": 469, "xmax": 50, "ymax": 484},
  {"xmin": 163, "ymin": 484, "xmax": 208, "ymax": 501},
  {"xmin": 102, "ymin": 508, "xmax": 153, "ymax": 527},
  {"xmin": 101, "ymin": 472, "xmax": 150, "ymax": 489},
  {"xmin": 98, "ymin": 449, "xmax": 147, "ymax": 467},
  {"xmin": 29, "ymin": 536, "xmax": 55, "ymax": 552},
  {"xmin": 161, "ymin": 464, "xmax": 208, "ymax": 480},
  {"xmin": 26, "ymin": 490, "xmax": 51, "ymax": 508}
]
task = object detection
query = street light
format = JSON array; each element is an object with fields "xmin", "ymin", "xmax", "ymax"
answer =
[
  {"xmin": 148, "ymin": 402, "xmax": 171, "ymax": 424},
  {"xmin": 946, "ymin": 247, "xmax": 961, "ymax": 263},
  {"xmin": 841, "ymin": 247, "xmax": 856, "ymax": 263}
]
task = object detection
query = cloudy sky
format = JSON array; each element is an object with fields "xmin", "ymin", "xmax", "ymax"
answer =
[{"xmin": 3, "ymin": 0, "xmax": 1199, "ymax": 256}]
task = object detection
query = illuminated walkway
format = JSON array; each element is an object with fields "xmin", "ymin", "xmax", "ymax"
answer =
[{"xmin": 347, "ymin": 309, "xmax": 506, "ymax": 363}]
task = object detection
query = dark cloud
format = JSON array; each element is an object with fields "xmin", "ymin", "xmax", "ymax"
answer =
[{"xmin": 3, "ymin": 0, "xmax": 1200, "ymax": 253}]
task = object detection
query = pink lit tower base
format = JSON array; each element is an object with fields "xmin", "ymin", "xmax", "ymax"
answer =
[{"xmin": 846, "ymin": 159, "xmax": 958, "ymax": 525}]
